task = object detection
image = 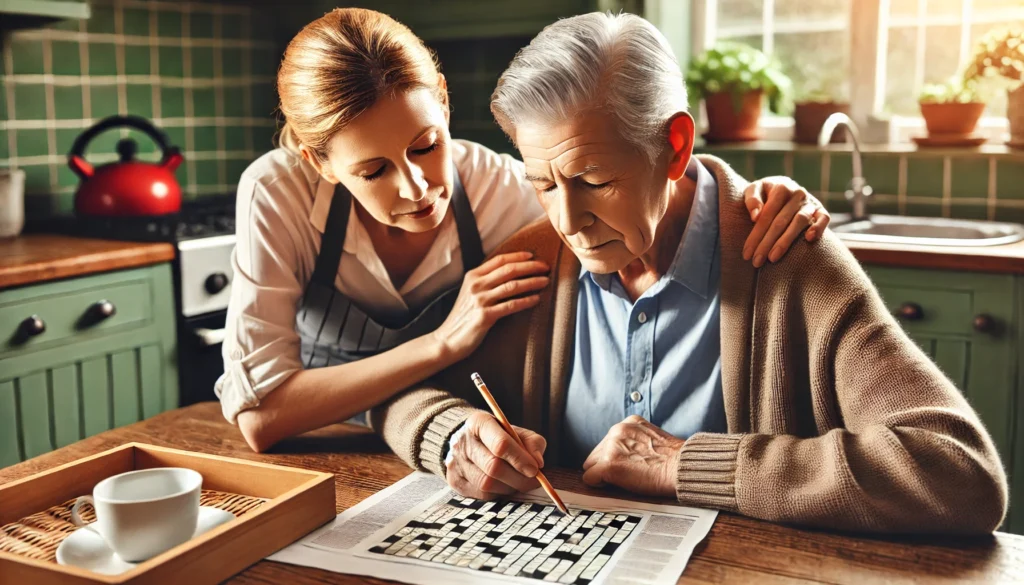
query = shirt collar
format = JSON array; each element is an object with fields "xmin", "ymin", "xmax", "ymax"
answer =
[{"xmin": 580, "ymin": 158, "xmax": 719, "ymax": 300}]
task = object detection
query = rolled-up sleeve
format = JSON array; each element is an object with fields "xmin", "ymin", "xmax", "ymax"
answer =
[{"xmin": 215, "ymin": 173, "xmax": 308, "ymax": 423}]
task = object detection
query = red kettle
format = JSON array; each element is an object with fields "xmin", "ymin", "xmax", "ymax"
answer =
[{"xmin": 69, "ymin": 115, "xmax": 184, "ymax": 217}]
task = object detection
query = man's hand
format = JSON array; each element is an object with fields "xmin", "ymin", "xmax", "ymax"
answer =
[
  {"xmin": 743, "ymin": 176, "xmax": 830, "ymax": 267},
  {"xmin": 582, "ymin": 415, "xmax": 684, "ymax": 498},
  {"xmin": 445, "ymin": 411, "xmax": 546, "ymax": 500}
]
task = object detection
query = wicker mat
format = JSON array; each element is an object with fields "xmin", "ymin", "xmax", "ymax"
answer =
[{"xmin": 0, "ymin": 490, "xmax": 266, "ymax": 563}]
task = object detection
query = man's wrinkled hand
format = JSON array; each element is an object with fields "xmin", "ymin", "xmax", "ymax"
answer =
[
  {"xmin": 742, "ymin": 176, "xmax": 830, "ymax": 267},
  {"xmin": 445, "ymin": 411, "xmax": 545, "ymax": 500},
  {"xmin": 581, "ymin": 415, "xmax": 684, "ymax": 498}
]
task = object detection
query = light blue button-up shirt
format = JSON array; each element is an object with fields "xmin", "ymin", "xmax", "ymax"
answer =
[{"xmin": 563, "ymin": 158, "xmax": 727, "ymax": 463}]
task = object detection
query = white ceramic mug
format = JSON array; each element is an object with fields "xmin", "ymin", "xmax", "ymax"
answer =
[
  {"xmin": 0, "ymin": 168, "xmax": 25, "ymax": 238},
  {"xmin": 71, "ymin": 467, "xmax": 202, "ymax": 562}
]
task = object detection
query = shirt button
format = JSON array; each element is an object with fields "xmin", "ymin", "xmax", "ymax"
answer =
[
  {"xmin": 629, "ymin": 391, "xmax": 642, "ymax": 403},
  {"xmin": 637, "ymin": 312, "xmax": 648, "ymax": 324}
]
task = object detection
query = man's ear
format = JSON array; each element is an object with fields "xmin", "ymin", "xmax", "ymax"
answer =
[
  {"xmin": 300, "ymin": 145, "xmax": 338, "ymax": 184},
  {"xmin": 666, "ymin": 112, "xmax": 696, "ymax": 181}
]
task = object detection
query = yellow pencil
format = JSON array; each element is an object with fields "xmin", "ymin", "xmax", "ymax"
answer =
[{"xmin": 471, "ymin": 372, "xmax": 571, "ymax": 516}]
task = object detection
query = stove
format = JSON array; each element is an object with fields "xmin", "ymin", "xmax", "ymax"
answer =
[{"xmin": 172, "ymin": 196, "xmax": 237, "ymax": 407}]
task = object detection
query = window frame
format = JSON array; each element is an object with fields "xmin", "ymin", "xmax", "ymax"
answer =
[{"xmin": 690, "ymin": 0, "xmax": 1016, "ymax": 144}]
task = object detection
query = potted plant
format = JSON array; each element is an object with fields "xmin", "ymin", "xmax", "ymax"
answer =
[
  {"xmin": 916, "ymin": 77, "xmax": 986, "ymax": 143},
  {"xmin": 792, "ymin": 79, "xmax": 850, "ymax": 144},
  {"xmin": 964, "ymin": 26, "xmax": 1024, "ymax": 147},
  {"xmin": 686, "ymin": 42, "xmax": 792, "ymax": 143}
]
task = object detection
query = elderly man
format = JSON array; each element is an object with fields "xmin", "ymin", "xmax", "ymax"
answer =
[{"xmin": 371, "ymin": 12, "xmax": 1007, "ymax": 534}]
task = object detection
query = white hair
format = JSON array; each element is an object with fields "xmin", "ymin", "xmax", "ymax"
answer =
[{"xmin": 490, "ymin": 12, "xmax": 688, "ymax": 163}]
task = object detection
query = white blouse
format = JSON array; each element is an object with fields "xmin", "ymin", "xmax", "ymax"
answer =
[{"xmin": 215, "ymin": 139, "xmax": 545, "ymax": 423}]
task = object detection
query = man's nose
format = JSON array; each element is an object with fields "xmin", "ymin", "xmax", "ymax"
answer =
[{"xmin": 556, "ymin": 187, "xmax": 590, "ymax": 236}]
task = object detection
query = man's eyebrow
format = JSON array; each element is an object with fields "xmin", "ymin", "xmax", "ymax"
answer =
[{"xmin": 525, "ymin": 165, "xmax": 601, "ymax": 183}]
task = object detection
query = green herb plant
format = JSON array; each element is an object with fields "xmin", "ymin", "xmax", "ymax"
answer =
[
  {"xmin": 685, "ymin": 42, "xmax": 793, "ymax": 114},
  {"xmin": 918, "ymin": 77, "xmax": 984, "ymax": 104}
]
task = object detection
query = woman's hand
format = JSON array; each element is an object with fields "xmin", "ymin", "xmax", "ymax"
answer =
[
  {"xmin": 446, "ymin": 412, "xmax": 546, "ymax": 500},
  {"xmin": 742, "ymin": 177, "xmax": 831, "ymax": 267},
  {"xmin": 433, "ymin": 251, "xmax": 549, "ymax": 363}
]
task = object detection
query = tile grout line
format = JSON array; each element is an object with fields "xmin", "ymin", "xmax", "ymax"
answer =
[
  {"xmin": 213, "ymin": 12, "xmax": 227, "ymax": 187},
  {"xmin": 149, "ymin": 3, "xmax": 161, "ymax": 120},
  {"xmin": 4, "ymin": 73, "xmax": 274, "ymax": 86},
  {"xmin": 42, "ymin": 31, "xmax": 58, "ymax": 195},
  {"xmin": 820, "ymin": 152, "xmax": 831, "ymax": 207},
  {"xmin": 114, "ymin": 0, "xmax": 129, "ymax": 141},
  {"xmin": 181, "ymin": 2, "xmax": 196, "ymax": 198},
  {"xmin": 242, "ymin": 8, "xmax": 254, "ymax": 153},
  {"xmin": 897, "ymin": 155, "xmax": 907, "ymax": 215},
  {"xmin": 78, "ymin": 17, "xmax": 92, "ymax": 121},
  {"xmin": 940, "ymin": 156, "xmax": 951, "ymax": 218},
  {"xmin": 987, "ymin": 156, "xmax": 997, "ymax": 221},
  {"xmin": 783, "ymin": 151, "xmax": 793, "ymax": 178},
  {"xmin": 12, "ymin": 29, "xmax": 273, "ymax": 49},
  {"xmin": 2, "ymin": 117, "xmax": 275, "ymax": 131},
  {"xmin": 4, "ymin": 39, "xmax": 18, "ymax": 169}
]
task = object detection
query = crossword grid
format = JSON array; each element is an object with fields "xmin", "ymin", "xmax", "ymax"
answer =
[{"xmin": 369, "ymin": 495, "xmax": 641, "ymax": 584}]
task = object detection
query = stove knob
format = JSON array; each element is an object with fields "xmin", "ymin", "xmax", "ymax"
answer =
[{"xmin": 205, "ymin": 272, "xmax": 229, "ymax": 295}]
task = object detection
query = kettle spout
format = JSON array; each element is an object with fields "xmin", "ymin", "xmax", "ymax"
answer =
[
  {"xmin": 68, "ymin": 155, "xmax": 94, "ymax": 179},
  {"xmin": 162, "ymin": 149, "xmax": 184, "ymax": 172}
]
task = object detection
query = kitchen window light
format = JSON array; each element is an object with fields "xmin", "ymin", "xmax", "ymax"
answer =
[{"xmin": 687, "ymin": 0, "xmax": 1024, "ymax": 144}]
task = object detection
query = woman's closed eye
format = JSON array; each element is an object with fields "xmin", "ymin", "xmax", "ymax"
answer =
[
  {"xmin": 412, "ymin": 142, "xmax": 439, "ymax": 155},
  {"xmin": 362, "ymin": 166, "xmax": 386, "ymax": 182}
]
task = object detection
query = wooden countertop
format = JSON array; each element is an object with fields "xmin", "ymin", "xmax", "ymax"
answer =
[
  {"xmin": 0, "ymin": 234, "xmax": 175, "ymax": 289},
  {"xmin": 1, "ymin": 402, "xmax": 1021, "ymax": 584},
  {"xmin": 845, "ymin": 238, "xmax": 1024, "ymax": 274}
]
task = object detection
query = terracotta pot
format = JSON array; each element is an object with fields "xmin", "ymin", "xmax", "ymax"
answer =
[
  {"xmin": 1008, "ymin": 85, "xmax": 1024, "ymax": 147},
  {"xmin": 793, "ymin": 101, "xmax": 850, "ymax": 144},
  {"xmin": 703, "ymin": 90, "xmax": 762, "ymax": 143},
  {"xmin": 919, "ymin": 102, "xmax": 985, "ymax": 136}
]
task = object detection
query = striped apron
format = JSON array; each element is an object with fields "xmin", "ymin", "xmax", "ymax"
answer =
[{"xmin": 295, "ymin": 166, "xmax": 484, "ymax": 399}]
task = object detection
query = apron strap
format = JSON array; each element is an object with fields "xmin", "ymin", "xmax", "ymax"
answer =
[
  {"xmin": 310, "ymin": 181, "xmax": 352, "ymax": 287},
  {"xmin": 449, "ymin": 164, "xmax": 484, "ymax": 271},
  {"xmin": 309, "ymin": 162, "xmax": 484, "ymax": 287}
]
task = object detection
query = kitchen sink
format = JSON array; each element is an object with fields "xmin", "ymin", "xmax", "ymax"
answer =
[{"xmin": 831, "ymin": 214, "xmax": 1024, "ymax": 247}]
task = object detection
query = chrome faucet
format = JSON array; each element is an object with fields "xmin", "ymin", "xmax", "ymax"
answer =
[{"xmin": 818, "ymin": 113, "xmax": 873, "ymax": 221}]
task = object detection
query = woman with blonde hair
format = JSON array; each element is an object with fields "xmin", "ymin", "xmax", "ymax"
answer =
[{"xmin": 217, "ymin": 7, "xmax": 829, "ymax": 452}]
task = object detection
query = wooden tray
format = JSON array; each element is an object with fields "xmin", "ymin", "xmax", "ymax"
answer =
[{"xmin": 0, "ymin": 443, "xmax": 335, "ymax": 584}]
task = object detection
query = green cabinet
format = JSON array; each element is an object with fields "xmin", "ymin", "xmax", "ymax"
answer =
[
  {"xmin": 0, "ymin": 264, "xmax": 178, "ymax": 468},
  {"xmin": 863, "ymin": 265, "xmax": 1021, "ymax": 534}
]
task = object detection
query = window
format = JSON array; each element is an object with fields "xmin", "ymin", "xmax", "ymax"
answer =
[{"xmin": 693, "ymin": 0, "xmax": 1024, "ymax": 143}]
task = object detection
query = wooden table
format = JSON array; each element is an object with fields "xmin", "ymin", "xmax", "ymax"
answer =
[{"xmin": 2, "ymin": 403, "xmax": 1022, "ymax": 584}]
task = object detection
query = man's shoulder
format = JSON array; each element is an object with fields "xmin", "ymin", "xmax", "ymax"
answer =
[{"xmin": 490, "ymin": 217, "xmax": 564, "ymax": 262}]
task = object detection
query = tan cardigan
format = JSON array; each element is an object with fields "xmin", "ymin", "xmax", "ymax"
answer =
[{"xmin": 369, "ymin": 155, "xmax": 1008, "ymax": 535}]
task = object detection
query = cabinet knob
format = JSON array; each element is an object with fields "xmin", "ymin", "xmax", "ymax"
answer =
[
  {"xmin": 92, "ymin": 299, "xmax": 117, "ymax": 320},
  {"xmin": 897, "ymin": 302, "xmax": 923, "ymax": 321},
  {"xmin": 19, "ymin": 315, "xmax": 46, "ymax": 338},
  {"xmin": 205, "ymin": 272, "xmax": 229, "ymax": 295},
  {"xmin": 973, "ymin": 314, "xmax": 996, "ymax": 334}
]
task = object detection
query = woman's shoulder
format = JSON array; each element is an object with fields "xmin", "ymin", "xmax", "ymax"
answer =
[{"xmin": 234, "ymin": 148, "xmax": 322, "ymax": 233}]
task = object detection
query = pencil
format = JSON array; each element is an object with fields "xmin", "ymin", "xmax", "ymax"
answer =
[{"xmin": 471, "ymin": 372, "xmax": 571, "ymax": 516}]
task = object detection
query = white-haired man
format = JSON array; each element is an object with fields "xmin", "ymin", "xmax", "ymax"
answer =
[{"xmin": 371, "ymin": 12, "xmax": 1007, "ymax": 534}]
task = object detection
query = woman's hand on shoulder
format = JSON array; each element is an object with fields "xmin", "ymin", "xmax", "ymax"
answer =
[
  {"xmin": 432, "ymin": 252, "xmax": 550, "ymax": 364},
  {"xmin": 742, "ymin": 177, "xmax": 830, "ymax": 267}
]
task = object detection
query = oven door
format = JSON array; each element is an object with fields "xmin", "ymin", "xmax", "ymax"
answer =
[{"xmin": 177, "ymin": 310, "xmax": 227, "ymax": 406}]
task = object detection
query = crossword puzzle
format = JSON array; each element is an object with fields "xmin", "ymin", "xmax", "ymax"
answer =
[{"xmin": 369, "ymin": 494, "xmax": 642, "ymax": 584}]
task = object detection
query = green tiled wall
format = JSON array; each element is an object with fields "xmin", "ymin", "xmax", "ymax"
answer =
[
  {"xmin": 0, "ymin": 0, "xmax": 280, "ymax": 218},
  {"xmin": 430, "ymin": 35, "xmax": 531, "ymax": 156},
  {"xmin": 703, "ymin": 146, "xmax": 1024, "ymax": 224}
]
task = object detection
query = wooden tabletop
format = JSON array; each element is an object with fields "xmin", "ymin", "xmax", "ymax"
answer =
[
  {"xmin": 1, "ymin": 402, "xmax": 1022, "ymax": 585},
  {"xmin": 0, "ymin": 234, "xmax": 175, "ymax": 289}
]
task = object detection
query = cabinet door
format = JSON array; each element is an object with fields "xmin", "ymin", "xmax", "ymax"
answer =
[{"xmin": 0, "ymin": 343, "xmax": 170, "ymax": 468}]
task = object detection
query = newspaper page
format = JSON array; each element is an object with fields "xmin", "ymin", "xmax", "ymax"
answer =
[{"xmin": 269, "ymin": 471, "xmax": 717, "ymax": 585}]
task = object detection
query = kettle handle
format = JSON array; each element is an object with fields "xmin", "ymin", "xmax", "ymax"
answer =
[{"xmin": 67, "ymin": 115, "xmax": 182, "ymax": 180}]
